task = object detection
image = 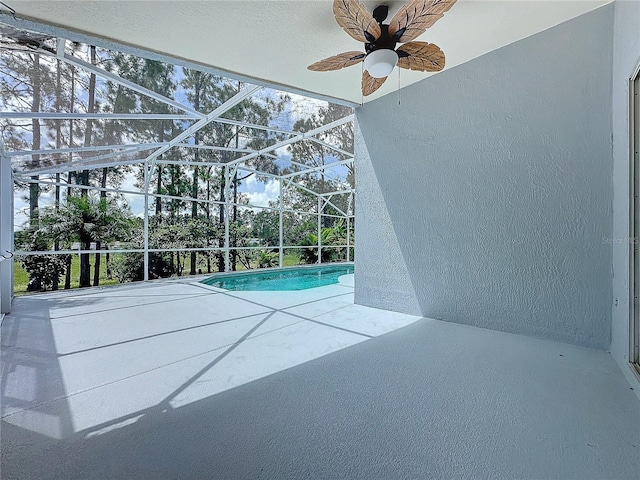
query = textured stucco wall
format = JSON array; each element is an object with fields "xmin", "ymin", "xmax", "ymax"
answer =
[
  {"xmin": 354, "ymin": 121, "xmax": 422, "ymax": 315},
  {"xmin": 610, "ymin": 0, "xmax": 640, "ymax": 394},
  {"xmin": 355, "ymin": 5, "xmax": 614, "ymax": 349}
]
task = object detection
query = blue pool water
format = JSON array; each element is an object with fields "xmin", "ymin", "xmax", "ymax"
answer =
[{"xmin": 201, "ymin": 265, "xmax": 354, "ymax": 291}]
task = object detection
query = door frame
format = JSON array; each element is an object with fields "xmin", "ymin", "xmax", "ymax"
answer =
[{"xmin": 629, "ymin": 58, "xmax": 640, "ymax": 376}]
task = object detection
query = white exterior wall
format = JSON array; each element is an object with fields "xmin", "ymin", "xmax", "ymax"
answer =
[
  {"xmin": 355, "ymin": 5, "xmax": 615, "ymax": 349},
  {"xmin": 354, "ymin": 121, "xmax": 422, "ymax": 315}
]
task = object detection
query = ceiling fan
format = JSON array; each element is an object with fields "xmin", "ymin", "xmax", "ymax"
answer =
[{"xmin": 308, "ymin": 0, "xmax": 457, "ymax": 96}]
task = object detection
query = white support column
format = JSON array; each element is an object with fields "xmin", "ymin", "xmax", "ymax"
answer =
[
  {"xmin": 224, "ymin": 164, "xmax": 230, "ymax": 272},
  {"xmin": 317, "ymin": 195, "xmax": 322, "ymax": 265},
  {"xmin": 347, "ymin": 192, "xmax": 353, "ymax": 262},
  {"xmin": 346, "ymin": 218, "xmax": 351, "ymax": 263},
  {"xmin": 0, "ymin": 144, "xmax": 14, "ymax": 313},
  {"xmin": 279, "ymin": 178, "xmax": 284, "ymax": 268},
  {"xmin": 143, "ymin": 163, "xmax": 150, "ymax": 281}
]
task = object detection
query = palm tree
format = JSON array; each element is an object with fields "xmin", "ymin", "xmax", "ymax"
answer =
[
  {"xmin": 299, "ymin": 220, "xmax": 346, "ymax": 264},
  {"xmin": 40, "ymin": 193, "xmax": 135, "ymax": 287}
]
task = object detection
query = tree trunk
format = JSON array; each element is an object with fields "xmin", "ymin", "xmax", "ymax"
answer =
[
  {"xmin": 52, "ymin": 58, "xmax": 63, "ymax": 290},
  {"xmin": 80, "ymin": 231, "xmax": 91, "ymax": 289},
  {"xmin": 170, "ymin": 165, "xmax": 178, "ymax": 220},
  {"xmin": 64, "ymin": 62, "xmax": 76, "ymax": 290},
  {"xmin": 52, "ymin": 171, "xmax": 60, "ymax": 291},
  {"xmin": 231, "ymin": 170, "xmax": 238, "ymax": 271},
  {"xmin": 230, "ymin": 128, "xmax": 240, "ymax": 271},
  {"xmin": 79, "ymin": 46, "xmax": 97, "ymax": 288},
  {"xmin": 155, "ymin": 164, "xmax": 163, "ymax": 217},
  {"xmin": 190, "ymin": 165, "xmax": 199, "ymax": 275},
  {"xmin": 65, "ymin": 174, "xmax": 72, "ymax": 290},
  {"xmin": 155, "ymin": 121, "xmax": 164, "ymax": 217},
  {"xmin": 190, "ymin": 77, "xmax": 201, "ymax": 276},
  {"xmin": 93, "ymin": 167, "xmax": 108, "ymax": 286},
  {"xmin": 105, "ymin": 246, "xmax": 111, "ymax": 279},
  {"xmin": 29, "ymin": 54, "xmax": 42, "ymax": 232},
  {"xmin": 64, "ymin": 255, "xmax": 72, "ymax": 290},
  {"xmin": 218, "ymin": 178, "xmax": 225, "ymax": 272},
  {"xmin": 79, "ymin": 250, "xmax": 91, "ymax": 288},
  {"xmin": 93, "ymin": 244, "xmax": 101, "ymax": 286}
]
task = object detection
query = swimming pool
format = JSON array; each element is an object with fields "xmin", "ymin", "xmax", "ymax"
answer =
[{"xmin": 200, "ymin": 264, "xmax": 354, "ymax": 291}]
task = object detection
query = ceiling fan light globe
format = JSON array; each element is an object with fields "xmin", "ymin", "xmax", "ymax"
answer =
[{"xmin": 364, "ymin": 49, "xmax": 399, "ymax": 78}]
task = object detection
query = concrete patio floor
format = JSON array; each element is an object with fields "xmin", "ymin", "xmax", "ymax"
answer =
[
  {"xmin": 1, "ymin": 274, "xmax": 421, "ymax": 436},
  {"xmin": 1, "ymin": 275, "xmax": 639, "ymax": 479}
]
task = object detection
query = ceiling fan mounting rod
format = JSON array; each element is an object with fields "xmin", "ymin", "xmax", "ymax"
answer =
[
  {"xmin": 365, "ymin": 5, "xmax": 406, "ymax": 55},
  {"xmin": 365, "ymin": 24, "xmax": 396, "ymax": 54},
  {"xmin": 372, "ymin": 5, "xmax": 389, "ymax": 23}
]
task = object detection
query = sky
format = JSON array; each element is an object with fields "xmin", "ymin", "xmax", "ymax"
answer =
[{"xmin": 242, "ymin": 174, "xmax": 279, "ymax": 208}]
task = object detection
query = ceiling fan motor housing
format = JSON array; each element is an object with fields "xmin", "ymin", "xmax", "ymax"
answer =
[{"xmin": 364, "ymin": 21, "xmax": 402, "ymax": 78}]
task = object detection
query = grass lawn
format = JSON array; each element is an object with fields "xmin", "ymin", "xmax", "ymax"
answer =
[
  {"xmin": 282, "ymin": 253, "xmax": 301, "ymax": 267},
  {"xmin": 14, "ymin": 254, "xmax": 119, "ymax": 295}
]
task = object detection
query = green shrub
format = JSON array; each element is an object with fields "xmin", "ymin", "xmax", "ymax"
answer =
[
  {"xmin": 110, "ymin": 252, "xmax": 174, "ymax": 283},
  {"xmin": 256, "ymin": 250, "xmax": 279, "ymax": 268}
]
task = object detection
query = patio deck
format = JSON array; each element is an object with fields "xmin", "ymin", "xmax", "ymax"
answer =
[{"xmin": 1, "ymin": 276, "xmax": 639, "ymax": 479}]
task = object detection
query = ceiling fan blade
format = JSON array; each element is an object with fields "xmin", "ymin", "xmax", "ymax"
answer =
[
  {"xmin": 388, "ymin": 0, "xmax": 457, "ymax": 43},
  {"xmin": 362, "ymin": 70, "xmax": 387, "ymax": 96},
  {"xmin": 308, "ymin": 51, "xmax": 366, "ymax": 71},
  {"xmin": 333, "ymin": 0, "xmax": 381, "ymax": 44},
  {"xmin": 397, "ymin": 42, "xmax": 445, "ymax": 72}
]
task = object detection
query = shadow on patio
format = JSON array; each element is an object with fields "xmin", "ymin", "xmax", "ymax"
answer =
[{"xmin": 1, "ymin": 277, "xmax": 421, "ymax": 453}]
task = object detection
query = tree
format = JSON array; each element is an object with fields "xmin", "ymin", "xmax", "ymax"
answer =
[
  {"xmin": 104, "ymin": 53, "xmax": 182, "ymax": 278},
  {"xmin": 109, "ymin": 219, "xmax": 174, "ymax": 284},
  {"xmin": 252, "ymin": 208, "xmax": 279, "ymax": 246},
  {"xmin": 74, "ymin": 45, "xmax": 99, "ymax": 287},
  {"xmin": 0, "ymin": 48, "xmax": 56, "ymax": 230},
  {"xmin": 178, "ymin": 72, "xmax": 289, "ymax": 272},
  {"xmin": 181, "ymin": 69, "xmax": 213, "ymax": 274},
  {"xmin": 39, "ymin": 193, "xmax": 135, "ymax": 288},
  {"xmin": 287, "ymin": 104, "xmax": 354, "ymax": 227}
]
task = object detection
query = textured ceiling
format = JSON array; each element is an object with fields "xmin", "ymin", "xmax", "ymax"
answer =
[{"xmin": 3, "ymin": 0, "xmax": 611, "ymax": 104}]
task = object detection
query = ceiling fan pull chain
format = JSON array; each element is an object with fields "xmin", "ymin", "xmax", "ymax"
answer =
[
  {"xmin": 397, "ymin": 67, "xmax": 401, "ymax": 106},
  {"xmin": 361, "ymin": 62, "xmax": 364, "ymax": 106}
]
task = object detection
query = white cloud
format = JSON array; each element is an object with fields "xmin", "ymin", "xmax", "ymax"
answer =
[{"xmin": 243, "ymin": 176, "xmax": 279, "ymax": 209}]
